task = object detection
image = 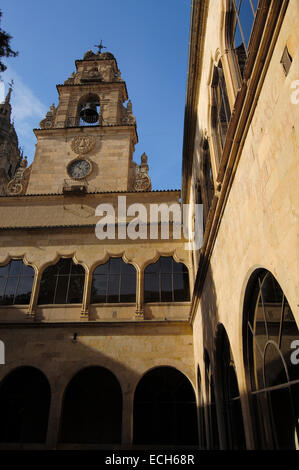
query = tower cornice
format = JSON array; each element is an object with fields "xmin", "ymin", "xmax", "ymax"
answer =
[
  {"xmin": 33, "ymin": 123, "xmax": 138, "ymax": 144},
  {"xmin": 56, "ymin": 81, "xmax": 128, "ymax": 101},
  {"xmin": 75, "ymin": 57, "xmax": 118, "ymax": 67}
]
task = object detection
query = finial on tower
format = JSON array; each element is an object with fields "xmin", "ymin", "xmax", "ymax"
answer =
[
  {"xmin": 5, "ymin": 79, "xmax": 14, "ymax": 104},
  {"xmin": 94, "ymin": 40, "xmax": 107, "ymax": 54}
]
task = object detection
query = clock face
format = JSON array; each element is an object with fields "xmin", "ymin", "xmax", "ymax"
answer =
[{"xmin": 67, "ymin": 158, "xmax": 92, "ymax": 179}]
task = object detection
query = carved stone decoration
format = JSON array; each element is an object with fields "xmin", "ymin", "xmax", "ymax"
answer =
[
  {"xmin": 64, "ymin": 72, "xmax": 76, "ymax": 85},
  {"xmin": 83, "ymin": 50, "xmax": 115, "ymax": 61},
  {"xmin": 83, "ymin": 50, "xmax": 95, "ymax": 60},
  {"xmin": 0, "ymin": 141, "xmax": 10, "ymax": 157},
  {"xmin": 71, "ymin": 135, "xmax": 96, "ymax": 155},
  {"xmin": 81, "ymin": 67, "xmax": 102, "ymax": 83},
  {"xmin": 113, "ymin": 69, "xmax": 123, "ymax": 82},
  {"xmin": 134, "ymin": 153, "xmax": 151, "ymax": 191},
  {"xmin": 39, "ymin": 103, "xmax": 56, "ymax": 129},
  {"xmin": 6, "ymin": 157, "xmax": 31, "ymax": 196},
  {"xmin": 122, "ymin": 100, "xmax": 136, "ymax": 125},
  {"xmin": 100, "ymin": 52, "xmax": 115, "ymax": 60},
  {"xmin": 98, "ymin": 64, "xmax": 112, "ymax": 82},
  {"xmin": 88, "ymin": 68, "xmax": 101, "ymax": 78}
]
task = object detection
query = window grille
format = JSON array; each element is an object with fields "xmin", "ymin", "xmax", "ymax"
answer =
[
  {"xmin": 230, "ymin": 0, "xmax": 259, "ymax": 76},
  {"xmin": 144, "ymin": 256, "xmax": 190, "ymax": 303},
  {"xmin": 0, "ymin": 260, "xmax": 34, "ymax": 305},
  {"xmin": 245, "ymin": 270, "xmax": 299, "ymax": 449},
  {"xmin": 91, "ymin": 257, "xmax": 136, "ymax": 303},
  {"xmin": 38, "ymin": 258, "xmax": 85, "ymax": 304}
]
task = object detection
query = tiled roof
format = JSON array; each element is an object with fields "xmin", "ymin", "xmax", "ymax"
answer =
[{"xmin": 0, "ymin": 189, "xmax": 181, "ymax": 198}]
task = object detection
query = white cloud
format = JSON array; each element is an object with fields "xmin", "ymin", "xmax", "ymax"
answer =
[
  {"xmin": 2, "ymin": 67, "xmax": 47, "ymax": 162},
  {"xmin": 4, "ymin": 66, "xmax": 47, "ymax": 120},
  {"xmin": 0, "ymin": 81, "xmax": 4, "ymax": 103}
]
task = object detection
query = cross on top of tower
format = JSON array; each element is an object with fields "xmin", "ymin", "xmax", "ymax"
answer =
[{"xmin": 94, "ymin": 40, "xmax": 106, "ymax": 54}]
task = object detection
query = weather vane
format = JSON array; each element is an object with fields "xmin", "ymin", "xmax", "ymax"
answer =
[{"xmin": 94, "ymin": 40, "xmax": 106, "ymax": 54}]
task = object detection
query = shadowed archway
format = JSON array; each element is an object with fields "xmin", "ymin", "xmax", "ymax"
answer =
[
  {"xmin": 215, "ymin": 324, "xmax": 246, "ymax": 449},
  {"xmin": 59, "ymin": 366, "xmax": 122, "ymax": 444},
  {"xmin": 0, "ymin": 366, "xmax": 51, "ymax": 443},
  {"xmin": 133, "ymin": 366, "xmax": 198, "ymax": 446}
]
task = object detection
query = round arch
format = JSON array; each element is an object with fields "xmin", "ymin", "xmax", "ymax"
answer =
[
  {"xmin": 133, "ymin": 366, "xmax": 198, "ymax": 446},
  {"xmin": 215, "ymin": 324, "xmax": 246, "ymax": 449},
  {"xmin": 77, "ymin": 92, "xmax": 100, "ymax": 111},
  {"xmin": 59, "ymin": 365, "xmax": 122, "ymax": 444},
  {"xmin": 197, "ymin": 364, "xmax": 207, "ymax": 449},
  {"xmin": 243, "ymin": 268, "xmax": 299, "ymax": 449},
  {"xmin": 0, "ymin": 366, "xmax": 51, "ymax": 444},
  {"xmin": 203, "ymin": 349, "xmax": 219, "ymax": 449}
]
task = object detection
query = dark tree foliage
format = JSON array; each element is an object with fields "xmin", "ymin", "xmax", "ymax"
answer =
[{"xmin": 0, "ymin": 10, "xmax": 18, "ymax": 73}]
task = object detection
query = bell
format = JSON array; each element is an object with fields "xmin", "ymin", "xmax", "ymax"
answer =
[{"xmin": 79, "ymin": 102, "xmax": 99, "ymax": 124}]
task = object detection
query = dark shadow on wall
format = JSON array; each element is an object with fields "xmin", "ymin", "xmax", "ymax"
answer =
[
  {"xmin": 194, "ymin": 262, "xmax": 249, "ymax": 450},
  {"xmin": 199, "ymin": 263, "xmax": 219, "ymax": 362},
  {"xmin": 133, "ymin": 366, "xmax": 198, "ymax": 447},
  {"xmin": 194, "ymin": 262, "xmax": 299, "ymax": 450},
  {"xmin": 0, "ymin": 319, "xmax": 198, "ymax": 450},
  {"xmin": 192, "ymin": 260, "xmax": 220, "ymax": 449}
]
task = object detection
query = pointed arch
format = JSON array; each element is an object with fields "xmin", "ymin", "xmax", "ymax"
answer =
[
  {"xmin": 144, "ymin": 256, "xmax": 190, "ymax": 303},
  {"xmin": 197, "ymin": 137, "xmax": 215, "ymax": 231},
  {"xmin": 38, "ymin": 257, "xmax": 86, "ymax": 305},
  {"xmin": 90, "ymin": 257, "xmax": 136, "ymax": 303},
  {"xmin": 210, "ymin": 59, "xmax": 231, "ymax": 166},
  {"xmin": 0, "ymin": 258, "xmax": 35, "ymax": 305}
]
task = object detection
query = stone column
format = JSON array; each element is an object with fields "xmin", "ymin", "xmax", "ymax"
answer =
[
  {"xmin": 81, "ymin": 267, "xmax": 92, "ymax": 319},
  {"xmin": 135, "ymin": 267, "xmax": 144, "ymax": 318},
  {"xmin": 27, "ymin": 269, "xmax": 41, "ymax": 318},
  {"xmin": 121, "ymin": 388, "xmax": 134, "ymax": 446},
  {"xmin": 46, "ymin": 388, "xmax": 64, "ymax": 449}
]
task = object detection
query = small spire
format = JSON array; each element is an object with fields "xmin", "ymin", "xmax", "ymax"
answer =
[
  {"xmin": 127, "ymin": 100, "xmax": 132, "ymax": 113},
  {"xmin": 5, "ymin": 79, "xmax": 14, "ymax": 104}
]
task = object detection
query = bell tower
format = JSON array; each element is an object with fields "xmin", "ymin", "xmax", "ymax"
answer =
[
  {"xmin": 26, "ymin": 48, "xmax": 149, "ymax": 195},
  {"xmin": 0, "ymin": 85, "xmax": 21, "ymax": 195}
]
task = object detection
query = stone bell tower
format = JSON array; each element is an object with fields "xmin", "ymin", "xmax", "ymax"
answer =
[
  {"xmin": 26, "ymin": 47, "xmax": 151, "ymax": 195},
  {"xmin": 0, "ymin": 85, "xmax": 21, "ymax": 195}
]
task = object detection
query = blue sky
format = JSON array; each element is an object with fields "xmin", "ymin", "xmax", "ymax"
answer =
[{"xmin": 0, "ymin": 0, "xmax": 191, "ymax": 190}]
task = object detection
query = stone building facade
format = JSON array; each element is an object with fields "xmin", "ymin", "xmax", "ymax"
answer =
[
  {"xmin": 0, "ymin": 0, "xmax": 298, "ymax": 451},
  {"xmin": 0, "ymin": 48, "xmax": 196, "ymax": 449},
  {"xmin": 182, "ymin": 0, "xmax": 299, "ymax": 450}
]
